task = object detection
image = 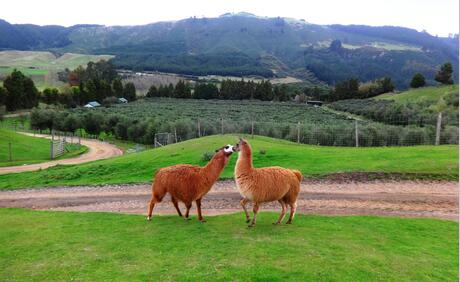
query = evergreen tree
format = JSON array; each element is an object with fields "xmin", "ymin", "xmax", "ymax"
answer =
[
  {"xmin": 123, "ymin": 82, "xmax": 137, "ymax": 101},
  {"xmin": 435, "ymin": 62, "xmax": 454, "ymax": 85},
  {"xmin": 112, "ymin": 79, "xmax": 124, "ymax": 97},
  {"xmin": 146, "ymin": 85, "xmax": 158, "ymax": 97},
  {"xmin": 3, "ymin": 69, "xmax": 39, "ymax": 111},
  {"xmin": 410, "ymin": 73, "xmax": 426, "ymax": 88}
]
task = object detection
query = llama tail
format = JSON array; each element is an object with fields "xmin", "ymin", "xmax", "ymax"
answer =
[{"xmin": 292, "ymin": 170, "xmax": 303, "ymax": 182}]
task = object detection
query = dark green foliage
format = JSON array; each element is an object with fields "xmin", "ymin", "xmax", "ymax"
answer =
[
  {"xmin": 3, "ymin": 69, "xmax": 39, "ymax": 111},
  {"xmin": 0, "ymin": 86, "xmax": 6, "ymax": 106},
  {"xmin": 173, "ymin": 80, "xmax": 192, "ymax": 98},
  {"xmin": 112, "ymin": 79, "xmax": 124, "ymax": 98},
  {"xmin": 435, "ymin": 62, "xmax": 454, "ymax": 85},
  {"xmin": 194, "ymin": 83, "xmax": 219, "ymax": 99},
  {"xmin": 331, "ymin": 78, "xmax": 360, "ymax": 101},
  {"xmin": 410, "ymin": 73, "xmax": 426, "ymax": 88},
  {"xmin": 41, "ymin": 88, "xmax": 60, "ymax": 105},
  {"xmin": 123, "ymin": 82, "xmax": 136, "ymax": 101},
  {"xmin": 146, "ymin": 85, "xmax": 158, "ymax": 98}
]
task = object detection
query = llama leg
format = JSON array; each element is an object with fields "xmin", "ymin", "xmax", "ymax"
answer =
[
  {"xmin": 147, "ymin": 196, "xmax": 157, "ymax": 221},
  {"xmin": 240, "ymin": 198, "xmax": 251, "ymax": 223},
  {"xmin": 184, "ymin": 202, "xmax": 192, "ymax": 220},
  {"xmin": 196, "ymin": 198, "xmax": 206, "ymax": 222},
  {"xmin": 286, "ymin": 202, "xmax": 297, "ymax": 224},
  {"xmin": 171, "ymin": 196, "xmax": 182, "ymax": 217},
  {"xmin": 248, "ymin": 202, "xmax": 260, "ymax": 227},
  {"xmin": 274, "ymin": 200, "xmax": 287, "ymax": 225}
]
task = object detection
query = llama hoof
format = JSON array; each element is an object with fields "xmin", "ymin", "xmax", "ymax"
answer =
[
  {"xmin": 184, "ymin": 217, "xmax": 191, "ymax": 221},
  {"xmin": 245, "ymin": 219, "xmax": 251, "ymax": 223},
  {"xmin": 147, "ymin": 216, "xmax": 151, "ymax": 221},
  {"xmin": 273, "ymin": 222, "xmax": 281, "ymax": 225},
  {"xmin": 286, "ymin": 221, "xmax": 292, "ymax": 224}
]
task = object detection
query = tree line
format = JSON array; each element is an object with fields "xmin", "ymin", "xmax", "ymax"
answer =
[{"xmin": 146, "ymin": 79, "xmax": 291, "ymax": 101}]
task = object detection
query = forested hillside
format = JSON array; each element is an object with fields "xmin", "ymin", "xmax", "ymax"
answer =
[{"xmin": 0, "ymin": 13, "xmax": 458, "ymax": 88}]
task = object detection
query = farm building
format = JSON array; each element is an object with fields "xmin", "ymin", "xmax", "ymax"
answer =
[
  {"xmin": 118, "ymin": 97, "xmax": 128, "ymax": 103},
  {"xmin": 84, "ymin": 101, "xmax": 101, "ymax": 108}
]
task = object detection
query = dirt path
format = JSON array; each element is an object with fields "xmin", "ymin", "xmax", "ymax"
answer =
[
  {"xmin": 0, "ymin": 180, "xmax": 457, "ymax": 220},
  {"xmin": 0, "ymin": 133, "xmax": 123, "ymax": 174}
]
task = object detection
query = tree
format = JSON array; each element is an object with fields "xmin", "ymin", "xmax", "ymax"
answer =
[
  {"xmin": 410, "ymin": 73, "xmax": 426, "ymax": 88},
  {"xmin": 123, "ymin": 82, "xmax": 136, "ymax": 101},
  {"xmin": 112, "ymin": 79, "xmax": 124, "ymax": 97},
  {"xmin": 173, "ymin": 80, "xmax": 191, "ymax": 98},
  {"xmin": 435, "ymin": 62, "xmax": 454, "ymax": 85},
  {"xmin": 41, "ymin": 88, "xmax": 60, "ymax": 105},
  {"xmin": 3, "ymin": 69, "xmax": 39, "ymax": 111},
  {"xmin": 194, "ymin": 83, "xmax": 219, "ymax": 99},
  {"xmin": 146, "ymin": 85, "xmax": 159, "ymax": 97},
  {"xmin": 0, "ymin": 86, "xmax": 6, "ymax": 106}
]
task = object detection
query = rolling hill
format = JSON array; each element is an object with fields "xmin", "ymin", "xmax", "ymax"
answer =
[
  {"xmin": 0, "ymin": 13, "xmax": 458, "ymax": 89},
  {"xmin": 0, "ymin": 135, "xmax": 457, "ymax": 189}
]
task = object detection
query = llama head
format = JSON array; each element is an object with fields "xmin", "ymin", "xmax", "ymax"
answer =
[
  {"xmin": 215, "ymin": 144, "xmax": 234, "ymax": 156},
  {"xmin": 233, "ymin": 138, "xmax": 249, "ymax": 152}
]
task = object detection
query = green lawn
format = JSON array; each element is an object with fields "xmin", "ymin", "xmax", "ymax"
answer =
[
  {"xmin": 0, "ymin": 128, "xmax": 87, "ymax": 167},
  {"xmin": 0, "ymin": 208, "xmax": 457, "ymax": 281},
  {"xmin": 375, "ymin": 85, "xmax": 459, "ymax": 104},
  {"xmin": 0, "ymin": 135, "xmax": 457, "ymax": 189}
]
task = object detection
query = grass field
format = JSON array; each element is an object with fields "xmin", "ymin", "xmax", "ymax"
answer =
[
  {"xmin": 0, "ymin": 50, "xmax": 114, "ymax": 90},
  {"xmin": 0, "ymin": 128, "xmax": 87, "ymax": 167},
  {"xmin": 0, "ymin": 208, "xmax": 457, "ymax": 281},
  {"xmin": 375, "ymin": 85, "xmax": 459, "ymax": 104},
  {"xmin": 0, "ymin": 135, "xmax": 456, "ymax": 189}
]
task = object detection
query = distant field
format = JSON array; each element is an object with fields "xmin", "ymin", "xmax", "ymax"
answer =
[
  {"xmin": 376, "ymin": 85, "xmax": 459, "ymax": 104},
  {"xmin": 342, "ymin": 42, "xmax": 421, "ymax": 51},
  {"xmin": 0, "ymin": 50, "xmax": 114, "ymax": 90},
  {"xmin": 0, "ymin": 135, "xmax": 456, "ymax": 189},
  {"xmin": 0, "ymin": 128, "xmax": 87, "ymax": 167}
]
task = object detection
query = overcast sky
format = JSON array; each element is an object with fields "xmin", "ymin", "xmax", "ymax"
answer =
[{"xmin": 1, "ymin": 0, "xmax": 458, "ymax": 36}]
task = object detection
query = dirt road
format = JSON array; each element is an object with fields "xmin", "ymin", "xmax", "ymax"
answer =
[
  {"xmin": 0, "ymin": 180, "xmax": 457, "ymax": 220},
  {"xmin": 0, "ymin": 133, "xmax": 123, "ymax": 174}
]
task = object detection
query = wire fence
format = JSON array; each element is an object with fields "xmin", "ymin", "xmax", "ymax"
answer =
[
  {"xmin": 1, "ymin": 113, "xmax": 458, "ymax": 148},
  {"xmin": 150, "ymin": 114, "xmax": 458, "ymax": 147}
]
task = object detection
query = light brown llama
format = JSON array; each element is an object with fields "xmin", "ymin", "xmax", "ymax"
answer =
[
  {"xmin": 147, "ymin": 144, "xmax": 234, "ymax": 222},
  {"xmin": 234, "ymin": 138, "xmax": 302, "ymax": 227}
]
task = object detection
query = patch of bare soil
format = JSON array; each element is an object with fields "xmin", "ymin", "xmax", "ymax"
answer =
[{"xmin": 0, "ymin": 180, "xmax": 457, "ymax": 220}]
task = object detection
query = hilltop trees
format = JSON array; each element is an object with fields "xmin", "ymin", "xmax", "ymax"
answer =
[
  {"xmin": 410, "ymin": 73, "xmax": 426, "ymax": 88},
  {"xmin": 3, "ymin": 69, "xmax": 39, "ymax": 111},
  {"xmin": 435, "ymin": 62, "xmax": 454, "ymax": 85},
  {"xmin": 194, "ymin": 83, "xmax": 219, "ymax": 99}
]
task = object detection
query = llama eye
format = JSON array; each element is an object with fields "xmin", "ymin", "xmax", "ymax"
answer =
[{"xmin": 224, "ymin": 146, "xmax": 229, "ymax": 149}]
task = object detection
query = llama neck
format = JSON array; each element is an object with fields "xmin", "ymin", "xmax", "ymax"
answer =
[
  {"xmin": 236, "ymin": 146, "xmax": 253, "ymax": 173},
  {"xmin": 202, "ymin": 155, "xmax": 226, "ymax": 184}
]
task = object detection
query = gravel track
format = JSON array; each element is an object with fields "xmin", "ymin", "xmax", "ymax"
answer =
[{"xmin": 0, "ymin": 180, "xmax": 457, "ymax": 220}]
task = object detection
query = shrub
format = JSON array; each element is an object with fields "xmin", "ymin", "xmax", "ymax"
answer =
[{"xmin": 201, "ymin": 151, "xmax": 214, "ymax": 162}]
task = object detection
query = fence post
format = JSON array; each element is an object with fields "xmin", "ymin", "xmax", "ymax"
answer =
[
  {"xmin": 197, "ymin": 120, "xmax": 201, "ymax": 138},
  {"xmin": 50, "ymin": 140, "xmax": 54, "ymax": 160},
  {"xmin": 251, "ymin": 121, "xmax": 254, "ymax": 139},
  {"xmin": 355, "ymin": 120, "xmax": 359, "ymax": 147},
  {"xmin": 221, "ymin": 117, "xmax": 224, "ymax": 135},
  {"xmin": 174, "ymin": 128, "xmax": 178, "ymax": 143},
  {"xmin": 297, "ymin": 122, "xmax": 300, "ymax": 144},
  {"xmin": 435, "ymin": 112, "xmax": 442, "ymax": 145},
  {"xmin": 8, "ymin": 142, "xmax": 12, "ymax": 162}
]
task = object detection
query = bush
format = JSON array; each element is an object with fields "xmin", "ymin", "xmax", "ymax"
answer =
[{"xmin": 201, "ymin": 151, "xmax": 214, "ymax": 162}]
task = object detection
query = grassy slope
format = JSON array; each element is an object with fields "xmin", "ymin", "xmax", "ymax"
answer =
[
  {"xmin": 375, "ymin": 85, "xmax": 459, "ymax": 104},
  {"xmin": 0, "ymin": 209, "xmax": 457, "ymax": 281},
  {"xmin": 0, "ymin": 135, "xmax": 457, "ymax": 189},
  {"xmin": 0, "ymin": 128, "xmax": 87, "ymax": 167}
]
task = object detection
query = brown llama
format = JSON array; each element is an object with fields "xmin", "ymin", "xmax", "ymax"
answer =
[
  {"xmin": 234, "ymin": 138, "xmax": 302, "ymax": 227},
  {"xmin": 147, "ymin": 144, "xmax": 234, "ymax": 222}
]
